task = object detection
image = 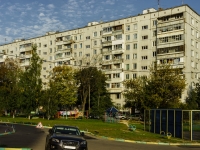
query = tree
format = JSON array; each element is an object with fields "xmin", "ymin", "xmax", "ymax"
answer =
[
  {"xmin": 123, "ymin": 64, "xmax": 186, "ymax": 111},
  {"xmin": 185, "ymin": 88, "xmax": 198, "ymax": 109},
  {"xmin": 48, "ymin": 65, "xmax": 78, "ymax": 110},
  {"xmin": 76, "ymin": 67, "xmax": 112, "ymax": 116},
  {"xmin": 0, "ymin": 57, "xmax": 22, "ymax": 117},
  {"xmin": 123, "ymin": 77, "xmax": 146, "ymax": 113},
  {"xmin": 18, "ymin": 44, "xmax": 43, "ymax": 118}
]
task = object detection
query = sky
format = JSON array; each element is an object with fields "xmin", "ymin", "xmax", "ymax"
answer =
[{"xmin": 0, "ymin": 0, "xmax": 199, "ymax": 45}]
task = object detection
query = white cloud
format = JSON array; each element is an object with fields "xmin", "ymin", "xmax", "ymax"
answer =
[
  {"xmin": 47, "ymin": 4, "xmax": 55, "ymax": 9},
  {"xmin": 20, "ymin": 12, "xmax": 26, "ymax": 16},
  {"xmin": 39, "ymin": 13, "xmax": 45, "ymax": 17}
]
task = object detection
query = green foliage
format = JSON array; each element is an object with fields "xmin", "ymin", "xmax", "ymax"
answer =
[
  {"xmin": 0, "ymin": 58, "xmax": 22, "ymax": 115},
  {"xmin": 185, "ymin": 80, "xmax": 200, "ymax": 110},
  {"xmin": 18, "ymin": 44, "xmax": 43, "ymax": 115},
  {"xmin": 76, "ymin": 67, "xmax": 112, "ymax": 115},
  {"xmin": 123, "ymin": 64, "xmax": 186, "ymax": 111},
  {"xmin": 49, "ymin": 65, "xmax": 78, "ymax": 107}
]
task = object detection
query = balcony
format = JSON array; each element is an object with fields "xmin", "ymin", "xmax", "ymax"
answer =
[
  {"xmin": 112, "ymin": 29, "xmax": 124, "ymax": 34},
  {"xmin": 113, "ymin": 58, "xmax": 123, "ymax": 64},
  {"xmin": 112, "ymin": 49, "xmax": 124, "ymax": 54},
  {"xmin": 19, "ymin": 46, "xmax": 32, "ymax": 52},
  {"xmin": 63, "ymin": 39, "xmax": 75, "ymax": 44},
  {"xmin": 102, "ymin": 41, "xmax": 112, "ymax": 47},
  {"xmin": 101, "ymin": 49, "xmax": 112, "ymax": 54},
  {"xmin": 102, "ymin": 31, "xmax": 112, "ymax": 36}
]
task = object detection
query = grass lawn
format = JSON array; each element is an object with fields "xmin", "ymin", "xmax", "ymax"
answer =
[{"xmin": 0, "ymin": 116, "xmax": 199, "ymax": 143}]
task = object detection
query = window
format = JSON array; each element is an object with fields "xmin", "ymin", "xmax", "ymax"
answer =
[
  {"xmin": 133, "ymin": 24, "xmax": 137, "ymax": 30},
  {"xmin": 126, "ymin": 44, "xmax": 130, "ymax": 50},
  {"xmin": 196, "ymin": 42, "xmax": 199, "ymax": 48},
  {"xmin": 79, "ymin": 43, "xmax": 82, "ymax": 48},
  {"xmin": 86, "ymin": 45, "xmax": 90, "ymax": 48},
  {"xmin": 103, "ymin": 27, "xmax": 112, "ymax": 33},
  {"xmin": 191, "ymin": 28, "xmax": 194, "ymax": 35},
  {"xmin": 80, "ymin": 35, "xmax": 82, "ymax": 40},
  {"xmin": 38, "ymin": 43, "xmax": 41, "ymax": 47},
  {"xmin": 105, "ymin": 55, "xmax": 110, "ymax": 60},
  {"xmin": 74, "ymin": 52, "xmax": 77, "ymax": 57},
  {"xmin": 79, "ymin": 52, "xmax": 82, "ymax": 56},
  {"xmin": 74, "ymin": 44, "xmax": 77, "ymax": 49},
  {"xmin": 191, "ymin": 17, "xmax": 194, "ymax": 25},
  {"xmin": 142, "ymin": 35, "xmax": 148, "ymax": 40},
  {"xmin": 104, "ymin": 36, "xmax": 111, "ymax": 41},
  {"xmin": 94, "ymin": 32, "xmax": 97, "ymax": 37},
  {"xmin": 126, "ymin": 64, "xmax": 130, "ymax": 70},
  {"xmin": 43, "ymin": 52, "xmax": 47, "ymax": 55},
  {"xmin": 133, "ymin": 73, "xmax": 137, "ymax": 78},
  {"xmin": 126, "ymin": 74, "xmax": 129, "ymax": 79},
  {"xmin": 93, "ymin": 49, "xmax": 97, "ymax": 54},
  {"xmin": 142, "ymin": 56, "xmax": 148, "ymax": 60},
  {"xmin": 86, "ymin": 53, "xmax": 90, "ymax": 57},
  {"xmin": 142, "ymin": 25, "xmax": 148, "ymax": 30},
  {"xmin": 196, "ymin": 21, "xmax": 199, "ymax": 28},
  {"xmin": 195, "ymin": 63, "xmax": 198, "ymax": 69},
  {"xmin": 49, "ymin": 48, "xmax": 52, "ymax": 53},
  {"xmin": 153, "ymin": 30, "xmax": 156, "ymax": 36},
  {"xmin": 142, "ymin": 46, "xmax": 148, "ymax": 50},
  {"xmin": 126, "ymin": 25, "xmax": 130, "ymax": 31},
  {"xmin": 86, "ymin": 36, "xmax": 90, "ymax": 40},
  {"xmin": 126, "ymin": 54, "xmax": 130, "ymax": 60},
  {"xmin": 196, "ymin": 32, "xmax": 199, "ymax": 38},
  {"xmin": 94, "ymin": 41, "xmax": 97, "ymax": 45},
  {"xmin": 159, "ymin": 35, "xmax": 183, "ymax": 44},
  {"xmin": 153, "ymin": 20, "xmax": 157, "ymax": 26},
  {"xmin": 133, "ymin": 33, "xmax": 137, "ymax": 39},
  {"xmin": 126, "ymin": 35, "xmax": 130, "ymax": 40},
  {"xmin": 133, "ymin": 53, "xmax": 137, "ymax": 59},
  {"xmin": 114, "ymin": 44, "xmax": 122, "ymax": 50},
  {"xmin": 195, "ymin": 73, "xmax": 198, "ymax": 79},
  {"xmin": 113, "ymin": 73, "xmax": 120, "ymax": 78},
  {"xmin": 191, "ymin": 61, "xmax": 194, "ymax": 68},
  {"xmin": 50, "ymin": 41, "xmax": 52, "ymax": 45},
  {"xmin": 142, "ymin": 66, "xmax": 148, "ymax": 70},
  {"xmin": 66, "ymin": 35, "xmax": 71, "ymax": 40},
  {"xmin": 133, "ymin": 43, "xmax": 137, "ymax": 49},
  {"xmin": 115, "ymin": 34, "xmax": 122, "ymax": 40},
  {"xmin": 58, "ymin": 45, "xmax": 62, "ymax": 49},
  {"xmin": 196, "ymin": 52, "xmax": 198, "ymax": 58},
  {"xmin": 116, "ymin": 94, "xmax": 121, "ymax": 99},
  {"xmin": 153, "ymin": 51, "xmax": 156, "ymax": 57},
  {"xmin": 152, "ymin": 41, "xmax": 156, "ymax": 46},
  {"xmin": 191, "ymin": 39, "xmax": 194, "ymax": 46},
  {"xmin": 74, "ymin": 36, "xmax": 77, "ymax": 40},
  {"xmin": 111, "ymin": 83, "xmax": 120, "ymax": 88},
  {"xmin": 133, "ymin": 63, "xmax": 137, "ymax": 69}
]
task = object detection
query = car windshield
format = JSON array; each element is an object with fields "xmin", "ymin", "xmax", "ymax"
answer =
[{"xmin": 53, "ymin": 126, "xmax": 81, "ymax": 136}]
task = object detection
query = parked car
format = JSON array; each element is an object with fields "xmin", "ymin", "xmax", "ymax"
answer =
[
  {"xmin": 45, "ymin": 125, "xmax": 88, "ymax": 150},
  {"xmin": 128, "ymin": 114, "xmax": 142, "ymax": 121},
  {"xmin": 115, "ymin": 114, "xmax": 126, "ymax": 120}
]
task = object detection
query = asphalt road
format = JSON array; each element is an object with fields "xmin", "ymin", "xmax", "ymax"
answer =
[{"xmin": 0, "ymin": 123, "xmax": 200, "ymax": 150}]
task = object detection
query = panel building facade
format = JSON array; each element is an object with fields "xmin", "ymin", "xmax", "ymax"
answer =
[{"xmin": 0, "ymin": 4, "xmax": 199, "ymax": 111}]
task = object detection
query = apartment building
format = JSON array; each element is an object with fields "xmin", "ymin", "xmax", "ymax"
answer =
[{"xmin": 0, "ymin": 4, "xmax": 199, "ymax": 110}]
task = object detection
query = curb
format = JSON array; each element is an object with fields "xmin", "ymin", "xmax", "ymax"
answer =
[
  {"xmin": 0, "ymin": 148, "xmax": 32, "ymax": 150},
  {"xmin": 85, "ymin": 131, "xmax": 200, "ymax": 146}
]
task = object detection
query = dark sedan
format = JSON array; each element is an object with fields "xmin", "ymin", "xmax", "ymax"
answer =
[{"xmin": 45, "ymin": 125, "xmax": 88, "ymax": 150}]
